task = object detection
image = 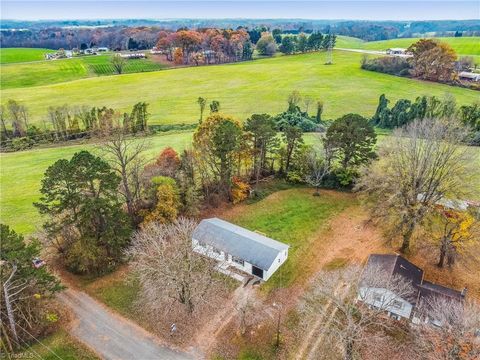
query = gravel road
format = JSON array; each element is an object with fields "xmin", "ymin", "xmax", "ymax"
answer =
[{"xmin": 59, "ymin": 289, "xmax": 196, "ymax": 360}]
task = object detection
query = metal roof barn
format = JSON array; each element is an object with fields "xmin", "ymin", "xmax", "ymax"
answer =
[{"xmin": 192, "ymin": 218, "xmax": 289, "ymax": 278}]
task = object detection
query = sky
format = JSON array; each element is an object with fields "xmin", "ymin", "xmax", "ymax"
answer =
[{"xmin": 1, "ymin": 1, "xmax": 479, "ymax": 21}]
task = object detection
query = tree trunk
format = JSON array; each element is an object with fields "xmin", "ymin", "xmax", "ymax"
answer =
[
  {"xmin": 3, "ymin": 268, "xmax": 19, "ymax": 345},
  {"xmin": 400, "ymin": 219, "xmax": 415, "ymax": 253},
  {"xmin": 344, "ymin": 339, "xmax": 354, "ymax": 360}
]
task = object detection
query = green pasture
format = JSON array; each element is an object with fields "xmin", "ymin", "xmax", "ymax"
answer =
[
  {"xmin": 2, "ymin": 50, "xmax": 479, "ymax": 127},
  {"xmin": 0, "ymin": 131, "xmax": 193, "ymax": 234},
  {"xmin": 0, "ymin": 47, "xmax": 55, "ymax": 63},
  {"xmin": 0, "ymin": 53, "xmax": 167, "ymax": 89},
  {"xmin": 336, "ymin": 36, "xmax": 480, "ymax": 60}
]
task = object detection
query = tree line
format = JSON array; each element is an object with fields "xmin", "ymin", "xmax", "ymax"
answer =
[
  {"xmin": 0, "ymin": 100, "xmax": 150, "ymax": 151},
  {"xmin": 371, "ymin": 93, "xmax": 480, "ymax": 145},
  {"xmin": 155, "ymin": 28, "xmax": 253, "ymax": 65}
]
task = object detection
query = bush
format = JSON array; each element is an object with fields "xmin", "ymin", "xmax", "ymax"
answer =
[{"xmin": 361, "ymin": 56, "xmax": 411, "ymax": 76}]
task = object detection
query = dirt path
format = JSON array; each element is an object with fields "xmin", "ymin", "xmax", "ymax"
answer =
[
  {"xmin": 193, "ymin": 284, "xmax": 255, "ymax": 354},
  {"xmin": 292, "ymin": 205, "xmax": 386, "ymax": 359},
  {"xmin": 59, "ymin": 288, "xmax": 196, "ymax": 360}
]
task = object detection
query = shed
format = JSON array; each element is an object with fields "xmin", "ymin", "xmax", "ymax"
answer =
[
  {"xmin": 192, "ymin": 218, "xmax": 289, "ymax": 281},
  {"xmin": 459, "ymin": 71, "xmax": 480, "ymax": 81}
]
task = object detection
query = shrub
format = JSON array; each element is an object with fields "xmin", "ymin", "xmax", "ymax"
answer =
[
  {"xmin": 361, "ymin": 56, "xmax": 411, "ymax": 76},
  {"xmin": 231, "ymin": 176, "xmax": 251, "ymax": 204}
]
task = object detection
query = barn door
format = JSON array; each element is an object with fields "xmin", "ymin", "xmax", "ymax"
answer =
[{"xmin": 252, "ymin": 266, "xmax": 263, "ymax": 279}]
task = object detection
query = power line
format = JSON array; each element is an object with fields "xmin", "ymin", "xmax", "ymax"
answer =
[{"xmin": 0, "ymin": 310, "xmax": 62, "ymax": 360}]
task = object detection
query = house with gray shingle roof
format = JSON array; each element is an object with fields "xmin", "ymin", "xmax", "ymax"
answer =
[{"xmin": 192, "ymin": 218, "xmax": 289, "ymax": 281}]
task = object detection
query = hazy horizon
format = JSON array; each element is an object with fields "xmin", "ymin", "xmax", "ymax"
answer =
[{"xmin": 2, "ymin": 1, "xmax": 479, "ymax": 21}]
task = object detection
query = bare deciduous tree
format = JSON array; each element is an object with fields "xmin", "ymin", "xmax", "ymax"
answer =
[
  {"xmin": 415, "ymin": 296, "xmax": 480, "ymax": 360},
  {"xmin": 304, "ymin": 144, "xmax": 331, "ymax": 196},
  {"xmin": 300, "ymin": 265, "xmax": 415, "ymax": 360},
  {"xmin": 356, "ymin": 118, "xmax": 475, "ymax": 253},
  {"xmin": 99, "ymin": 133, "xmax": 148, "ymax": 222},
  {"xmin": 126, "ymin": 218, "xmax": 221, "ymax": 313}
]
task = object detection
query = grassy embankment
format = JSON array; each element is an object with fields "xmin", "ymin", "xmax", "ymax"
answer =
[
  {"xmin": 21, "ymin": 329, "xmax": 99, "ymax": 360},
  {"xmin": 1, "ymin": 50, "xmax": 479, "ymax": 125}
]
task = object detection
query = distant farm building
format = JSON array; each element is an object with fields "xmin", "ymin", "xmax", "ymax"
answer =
[
  {"xmin": 386, "ymin": 48, "xmax": 408, "ymax": 55},
  {"xmin": 120, "ymin": 53, "xmax": 146, "ymax": 59},
  {"xmin": 459, "ymin": 71, "xmax": 480, "ymax": 82},
  {"xmin": 192, "ymin": 218, "xmax": 289, "ymax": 281}
]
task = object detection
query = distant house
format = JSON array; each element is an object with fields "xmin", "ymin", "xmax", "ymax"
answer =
[
  {"xmin": 386, "ymin": 48, "xmax": 408, "ymax": 55},
  {"xmin": 358, "ymin": 254, "xmax": 466, "ymax": 322},
  {"xmin": 97, "ymin": 47, "xmax": 109, "ymax": 52},
  {"xmin": 459, "ymin": 71, "xmax": 480, "ymax": 82},
  {"xmin": 120, "ymin": 52, "xmax": 146, "ymax": 59},
  {"xmin": 192, "ymin": 218, "xmax": 289, "ymax": 281}
]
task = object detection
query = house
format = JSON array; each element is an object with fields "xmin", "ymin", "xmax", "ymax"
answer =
[
  {"xmin": 192, "ymin": 218, "xmax": 289, "ymax": 281},
  {"xmin": 459, "ymin": 71, "xmax": 480, "ymax": 82},
  {"xmin": 97, "ymin": 47, "xmax": 109, "ymax": 52},
  {"xmin": 358, "ymin": 254, "xmax": 465, "ymax": 322},
  {"xmin": 386, "ymin": 48, "xmax": 408, "ymax": 55},
  {"xmin": 358, "ymin": 254, "xmax": 423, "ymax": 320}
]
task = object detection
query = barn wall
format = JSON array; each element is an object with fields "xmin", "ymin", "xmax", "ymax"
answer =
[{"xmin": 264, "ymin": 249, "xmax": 289, "ymax": 281}]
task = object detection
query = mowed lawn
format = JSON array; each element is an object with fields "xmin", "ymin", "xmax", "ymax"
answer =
[
  {"xmin": 0, "ymin": 47, "xmax": 55, "ymax": 63},
  {"xmin": 1, "ymin": 54, "xmax": 167, "ymax": 89},
  {"xmin": 0, "ymin": 131, "xmax": 193, "ymax": 234},
  {"xmin": 224, "ymin": 188, "xmax": 353, "ymax": 291},
  {"xmin": 1, "ymin": 50, "xmax": 479, "ymax": 126}
]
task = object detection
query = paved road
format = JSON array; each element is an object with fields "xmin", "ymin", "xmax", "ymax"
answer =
[{"xmin": 59, "ymin": 289, "xmax": 196, "ymax": 360}]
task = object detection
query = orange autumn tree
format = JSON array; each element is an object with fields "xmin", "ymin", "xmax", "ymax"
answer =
[
  {"xmin": 141, "ymin": 176, "xmax": 180, "ymax": 226},
  {"xmin": 408, "ymin": 39, "xmax": 457, "ymax": 82},
  {"xmin": 231, "ymin": 176, "xmax": 250, "ymax": 204},
  {"xmin": 156, "ymin": 147, "xmax": 180, "ymax": 177}
]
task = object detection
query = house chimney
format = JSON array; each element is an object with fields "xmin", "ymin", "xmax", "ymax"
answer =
[{"xmin": 461, "ymin": 287, "xmax": 468, "ymax": 298}]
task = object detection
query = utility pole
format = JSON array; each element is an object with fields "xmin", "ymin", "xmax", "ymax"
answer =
[{"xmin": 325, "ymin": 32, "xmax": 334, "ymax": 65}]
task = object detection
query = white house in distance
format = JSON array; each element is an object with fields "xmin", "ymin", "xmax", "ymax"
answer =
[
  {"xmin": 358, "ymin": 254, "xmax": 465, "ymax": 322},
  {"xmin": 192, "ymin": 218, "xmax": 289, "ymax": 281}
]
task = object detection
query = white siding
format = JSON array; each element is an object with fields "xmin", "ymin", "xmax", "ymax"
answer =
[
  {"xmin": 358, "ymin": 287, "xmax": 413, "ymax": 320},
  {"xmin": 192, "ymin": 238, "xmax": 289, "ymax": 280},
  {"xmin": 263, "ymin": 249, "xmax": 289, "ymax": 281}
]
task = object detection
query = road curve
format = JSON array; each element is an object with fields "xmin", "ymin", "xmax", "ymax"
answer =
[{"xmin": 59, "ymin": 289, "xmax": 196, "ymax": 360}]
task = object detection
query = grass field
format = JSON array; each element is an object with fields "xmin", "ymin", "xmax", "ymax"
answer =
[
  {"xmin": 336, "ymin": 36, "xmax": 480, "ymax": 61},
  {"xmin": 2, "ymin": 50, "xmax": 479, "ymax": 126},
  {"xmin": 225, "ymin": 188, "xmax": 352, "ymax": 291},
  {"xmin": 0, "ymin": 47, "xmax": 55, "ymax": 63},
  {"xmin": 1, "ymin": 131, "xmax": 478, "ymax": 235},
  {"xmin": 25, "ymin": 329, "xmax": 99, "ymax": 360},
  {"xmin": 0, "ymin": 131, "xmax": 193, "ymax": 234},
  {"xmin": 1, "ymin": 53, "xmax": 167, "ymax": 89}
]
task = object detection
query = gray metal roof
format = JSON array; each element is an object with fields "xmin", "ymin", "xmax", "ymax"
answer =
[{"xmin": 192, "ymin": 218, "xmax": 289, "ymax": 270}]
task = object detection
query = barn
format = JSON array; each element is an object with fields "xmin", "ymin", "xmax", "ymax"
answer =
[{"xmin": 192, "ymin": 218, "xmax": 289, "ymax": 281}]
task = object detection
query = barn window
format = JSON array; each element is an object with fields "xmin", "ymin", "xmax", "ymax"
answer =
[
  {"xmin": 232, "ymin": 256, "xmax": 244, "ymax": 266},
  {"xmin": 392, "ymin": 300, "xmax": 403, "ymax": 310}
]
